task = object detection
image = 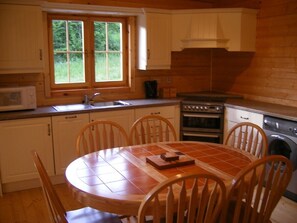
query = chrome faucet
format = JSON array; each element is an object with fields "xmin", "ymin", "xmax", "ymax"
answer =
[{"xmin": 84, "ymin": 92, "xmax": 101, "ymax": 105}]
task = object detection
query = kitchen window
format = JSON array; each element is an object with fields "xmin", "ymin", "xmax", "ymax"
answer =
[{"xmin": 48, "ymin": 14, "xmax": 133, "ymax": 94}]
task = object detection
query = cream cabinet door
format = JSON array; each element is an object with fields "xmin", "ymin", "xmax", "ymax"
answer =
[
  {"xmin": 138, "ymin": 10, "xmax": 171, "ymax": 70},
  {"xmin": 134, "ymin": 105, "xmax": 180, "ymax": 139},
  {"xmin": 224, "ymin": 107, "xmax": 263, "ymax": 141},
  {"xmin": 0, "ymin": 117, "xmax": 53, "ymax": 183},
  {"xmin": 52, "ymin": 113, "xmax": 89, "ymax": 175},
  {"xmin": 0, "ymin": 4, "xmax": 44, "ymax": 74},
  {"xmin": 90, "ymin": 109, "xmax": 134, "ymax": 134}
]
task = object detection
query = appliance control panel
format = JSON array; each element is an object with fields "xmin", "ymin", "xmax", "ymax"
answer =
[
  {"xmin": 182, "ymin": 102, "xmax": 224, "ymax": 113},
  {"xmin": 263, "ymin": 115, "xmax": 297, "ymax": 137}
]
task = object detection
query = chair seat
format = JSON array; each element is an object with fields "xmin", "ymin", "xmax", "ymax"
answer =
[{"xmin": 66, "ymin": 207, "xmax": 122, "ymax": 223}]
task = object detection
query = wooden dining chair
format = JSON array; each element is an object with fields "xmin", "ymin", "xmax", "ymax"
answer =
[
  {"xmin": 129, "ymin": 114, "xmax": 177, "ymax": 145},
  {"xmin": 76, "ymin": 120, "xmax": 129, "ymax": 156},
  {"xmin": 137, "ymin": 172, "xmax": 226, "ymax": 223},
  {"xmin": 224, "ymin": 122, "xmax": 268, "ymax": 158},
  {"xmin": 223, "ymin": 155, "xmax": 293, "ymax": 223},
  {"xmin": 31, "ymin": 150, "xmax": 122, "ymax": 223}
]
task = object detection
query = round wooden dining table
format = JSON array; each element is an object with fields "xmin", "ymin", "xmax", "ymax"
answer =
[{"xmin": 65, "ymin": 141, "xmax": 257, "ymax": 216}]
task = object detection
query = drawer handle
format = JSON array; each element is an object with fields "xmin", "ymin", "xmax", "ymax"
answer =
[
  {"xmin": 65, "ymin": 115, "xmax": 78, "ymax": 119},
  {"xmin": 240, "ymin": 116, "xmax": 249, "ymax": 120},
  {"xmin": 150, "ymin": 112, "xmax": 160, "ymax": 115},
  {"xmin": 47, "ymin": 124, "xmax": 51, "ymax": 136}
]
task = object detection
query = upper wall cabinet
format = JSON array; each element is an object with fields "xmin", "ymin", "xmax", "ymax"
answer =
[
  {"xmin": 137, "ymin": 9, "xmax": 171, "ymax": 70},
  {"xmin": 0, "ymin": 4, "xmax": 44, "ymax": 74},
  {"xmin": 171, "ymin": 8, "xmax": 258, "ymax": 52}
]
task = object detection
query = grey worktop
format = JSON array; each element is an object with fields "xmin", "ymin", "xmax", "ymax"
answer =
[
  {"xmin": 225, "ymin": 99, "xmax": 297, "ymax": 122},
  {"xmin": 0, "ymin": 99, "xmax": 181, "ymax": 121}
]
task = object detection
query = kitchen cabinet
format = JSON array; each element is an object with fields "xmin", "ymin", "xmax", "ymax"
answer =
[
  {"xmin": 52, "ymin": 113, "xmax": 89, "ymax": 175},
  {"xmin": 224, "ymin": 107, "xmax": 263, "ymax": 141},
  {"xmin": 134, "ymin": 105, "xmax": 180, "ymax": 138},
  {"xmin": 0, "ymin": 117, "xmax": 53, "ymax": 192},
  {"xmin": 137, "ymin": 9, "xmax": 171, "ymax": 70},
  {"xmin": 90, "ymin": 109, "xmax": 134, "ymax": 134},
  {"xmin": 171, "ymin": 8, "xmax": 257, "ymax": 52},
  {"xmin": 0, "ymin": 4, "xmax": 44, "ymax": 74}
]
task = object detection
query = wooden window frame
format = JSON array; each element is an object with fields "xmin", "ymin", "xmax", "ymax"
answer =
[{"xmin": 47, "ymin": 13, "xmax": 132, "ymax": 95}]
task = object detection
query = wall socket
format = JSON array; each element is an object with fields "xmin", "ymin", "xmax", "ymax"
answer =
[{"xmin": 166, "ymin": 76, "xmax": 172, "ymax": 84}]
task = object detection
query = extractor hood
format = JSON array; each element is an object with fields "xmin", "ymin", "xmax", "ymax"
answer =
[
  {"xmin": 181, "ymin": 13, "xmax": 229, "ymax": 49},
  {"xmin": 171, "ymin": 8, "xmax": 258, "ymax": 52}
]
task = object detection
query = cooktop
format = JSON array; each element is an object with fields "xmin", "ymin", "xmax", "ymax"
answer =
[{"xmin": 177, "ymin": 91, "xmax": 243, "ymax": 102}]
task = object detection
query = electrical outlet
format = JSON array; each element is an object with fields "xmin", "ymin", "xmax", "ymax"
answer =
[{"xmin": 166, "ymin": 76, "xmax": 172, "ymax": 84}]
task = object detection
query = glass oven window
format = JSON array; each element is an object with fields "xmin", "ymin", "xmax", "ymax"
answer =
[{"xmin": 182, "ymin": 114, "xmax": 223, "ymax": 130}]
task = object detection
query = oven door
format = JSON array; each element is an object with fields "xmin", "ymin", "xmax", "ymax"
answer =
[{"xmin": 181, "ymin": 112, "xmax": 224, "ymax": 133}]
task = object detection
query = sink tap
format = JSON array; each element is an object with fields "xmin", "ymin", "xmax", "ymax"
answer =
[{"xmin": 84, "ymin": 92, "xmax": 100, "ymax": 105}]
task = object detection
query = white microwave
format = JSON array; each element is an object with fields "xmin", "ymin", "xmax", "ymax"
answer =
[{"xmin": 0, "ymin": 86, "xmax": 37, "ymax": 112}]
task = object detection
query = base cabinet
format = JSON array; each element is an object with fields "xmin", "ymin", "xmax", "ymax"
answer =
[
  {"xmin": 0, "ymin": 117, "xmax": 54, "ymax": 184},
  {"xmin": 52, "ymin": 113, "xmax": 90, "ymax": 175},
  {"xmin": 134, "ymin": 105, "xmax": 180, "ymax": 139},
  {"xmin": 224, "ymin": 107, "xmax": 263, "ymax": 142},
  {"xmin": 90, "ymin": 109, "xmax": 134, "ymax": 135}
]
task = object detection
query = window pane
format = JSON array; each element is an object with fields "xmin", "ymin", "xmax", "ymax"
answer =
[
  {"xmin": 108, "ymin": 53, "xmax": 122, "ymax": 81},
  {"xmin": 52, "ymin": 19, "xmax": 85, "ymax": 84},
  {"xmin": 95, "ymin": 53, "xmax": 107, "ymax": 82},
  {"xmin": 108, "ymin": 23, "xmax": 121, "ymax": 51},
  {"xmin": 54, "ymin": 53, "xmax": 67, "ymax": 84},
  {"xmin": 68, "ymin": 21, "xmax": 83, "ymax": 51},
  {"xmin": 70, "ymin": 53, "xmax": 84, "ymax": 83},
  {"xmin": 94, "ymin": 21, "xmax": 123, "ymax": 83},
  {"xmin": 52, "ymin": 20, "xmax": 66, "ymax": 51},
  {"xmin": 94, "ymin": 22, "xmax": 106, "ymax": 51}
]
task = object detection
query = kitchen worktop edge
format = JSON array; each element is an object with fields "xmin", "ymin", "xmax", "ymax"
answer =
[
  {"xmin": 225, "ymin": 99, "xmax": 297, "ymax": 122},
  {"xmin": 0, "ymin": 99, "xmax": 182, "ymax": 121}
]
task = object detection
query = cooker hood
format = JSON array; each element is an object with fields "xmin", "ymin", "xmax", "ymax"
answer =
[
  {"xmin": 172, "ymin": 8, "xmax": 258, "ymax": 52},
  {"xmin": 181, "ymin": 13, "xmax": 229, "ymax": 49}
]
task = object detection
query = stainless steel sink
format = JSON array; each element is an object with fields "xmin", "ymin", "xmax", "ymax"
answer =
[
  {"xmin": 53, "ymin": 104, "xmax": 90, "ymax": 112},
  {"xmin": 53, "ymin": 100, "xmax": 131, "ymax": 112},
  {"xmin": 90, "ymin": 100, "xmax": 131, "ymax": 108}
]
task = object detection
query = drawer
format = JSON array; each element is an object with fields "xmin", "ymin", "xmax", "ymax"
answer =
[
  {"xmin": 225, "ymin": 107, "xmax": 263, "ymax": 127},
  {"xmin": 135, "ymin": 106, "xmax": 175, "ymax": 119},
  {"xmin": 226, "ymin": 107, "xmax": 250, "ymax": 122}
]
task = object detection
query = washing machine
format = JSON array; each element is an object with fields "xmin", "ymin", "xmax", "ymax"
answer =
[{"xmin": 263, "ymin": 115, "xmax": 297, "ymax": 202}]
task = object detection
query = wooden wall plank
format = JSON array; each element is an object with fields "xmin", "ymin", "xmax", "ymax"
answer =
[{"xmin": 212, "ymin": 0, "xmax": 297, "ymax": 107}]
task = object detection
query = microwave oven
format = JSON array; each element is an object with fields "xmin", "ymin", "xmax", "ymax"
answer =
[{"xmin": 0, "ymin": 86, "xmax": 37, "ymax": 112}]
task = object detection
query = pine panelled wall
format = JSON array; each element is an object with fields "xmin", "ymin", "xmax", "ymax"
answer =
[
  {"xmin": 0, "ymin": 0, "xmax": 296, "ymax": 108},
  {"xmin": 212, "ymin": 0, "xmax": 297, "ymax": 107}
]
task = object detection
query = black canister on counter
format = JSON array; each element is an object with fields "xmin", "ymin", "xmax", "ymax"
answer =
[{"xmin": 144, "ymin": 80, "xmax": 158, "ymax": 98}]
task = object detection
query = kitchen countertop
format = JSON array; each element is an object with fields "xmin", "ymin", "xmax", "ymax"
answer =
[
  {"xmin": 225, "ymin": 98, "xmax": 297, "ymax": 122},
  {"xmin": 1, "ymin": 97, "xmax": 296, "ymax": 122},
  {"xmin": 0, "ymin": 98, "xmax": 181, "ymax": 121}
]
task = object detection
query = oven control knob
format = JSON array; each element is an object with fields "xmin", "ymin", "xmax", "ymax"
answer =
[
  {"xmin": 199, "ymin": 106, "xmax": 203, "ymax": 110},
  {"xmin": 293, "ymin": 128, "xmax": 297, "ymax": 136},
  {"xmin": 216, "ymin": 107, "xmax": 221, "ymax": 111},
  {"xmin": 204, "ymin": 106, "xmax": 208, "ymax": 110}
]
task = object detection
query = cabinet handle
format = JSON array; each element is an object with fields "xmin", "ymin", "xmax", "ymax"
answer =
[
  {"xmin": 150, "ymin": 112, "xmax": 160, "ymax": 115},
  {"xmin": 47, "ymin": 124, "xmax": 51, "ymax": 136},
  {"xmin": 39, "ymin": 49, "xmax": 43, "ymax": 60},
  {"xmin": 65, "ymin": 115, "xmax": 77, "ymax": 119},
  {"xmin": 147, "ymin": 49, "xmax": 150, "ymax": 60},
  {"xmin": 240, "ymin": 116, "xmax": 249, "ymax": 120}
]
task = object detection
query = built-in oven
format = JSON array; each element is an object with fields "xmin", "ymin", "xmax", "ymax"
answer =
[{"xmin": 181, "ymin": 100, "xmax": 224, "ymax": 144}]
